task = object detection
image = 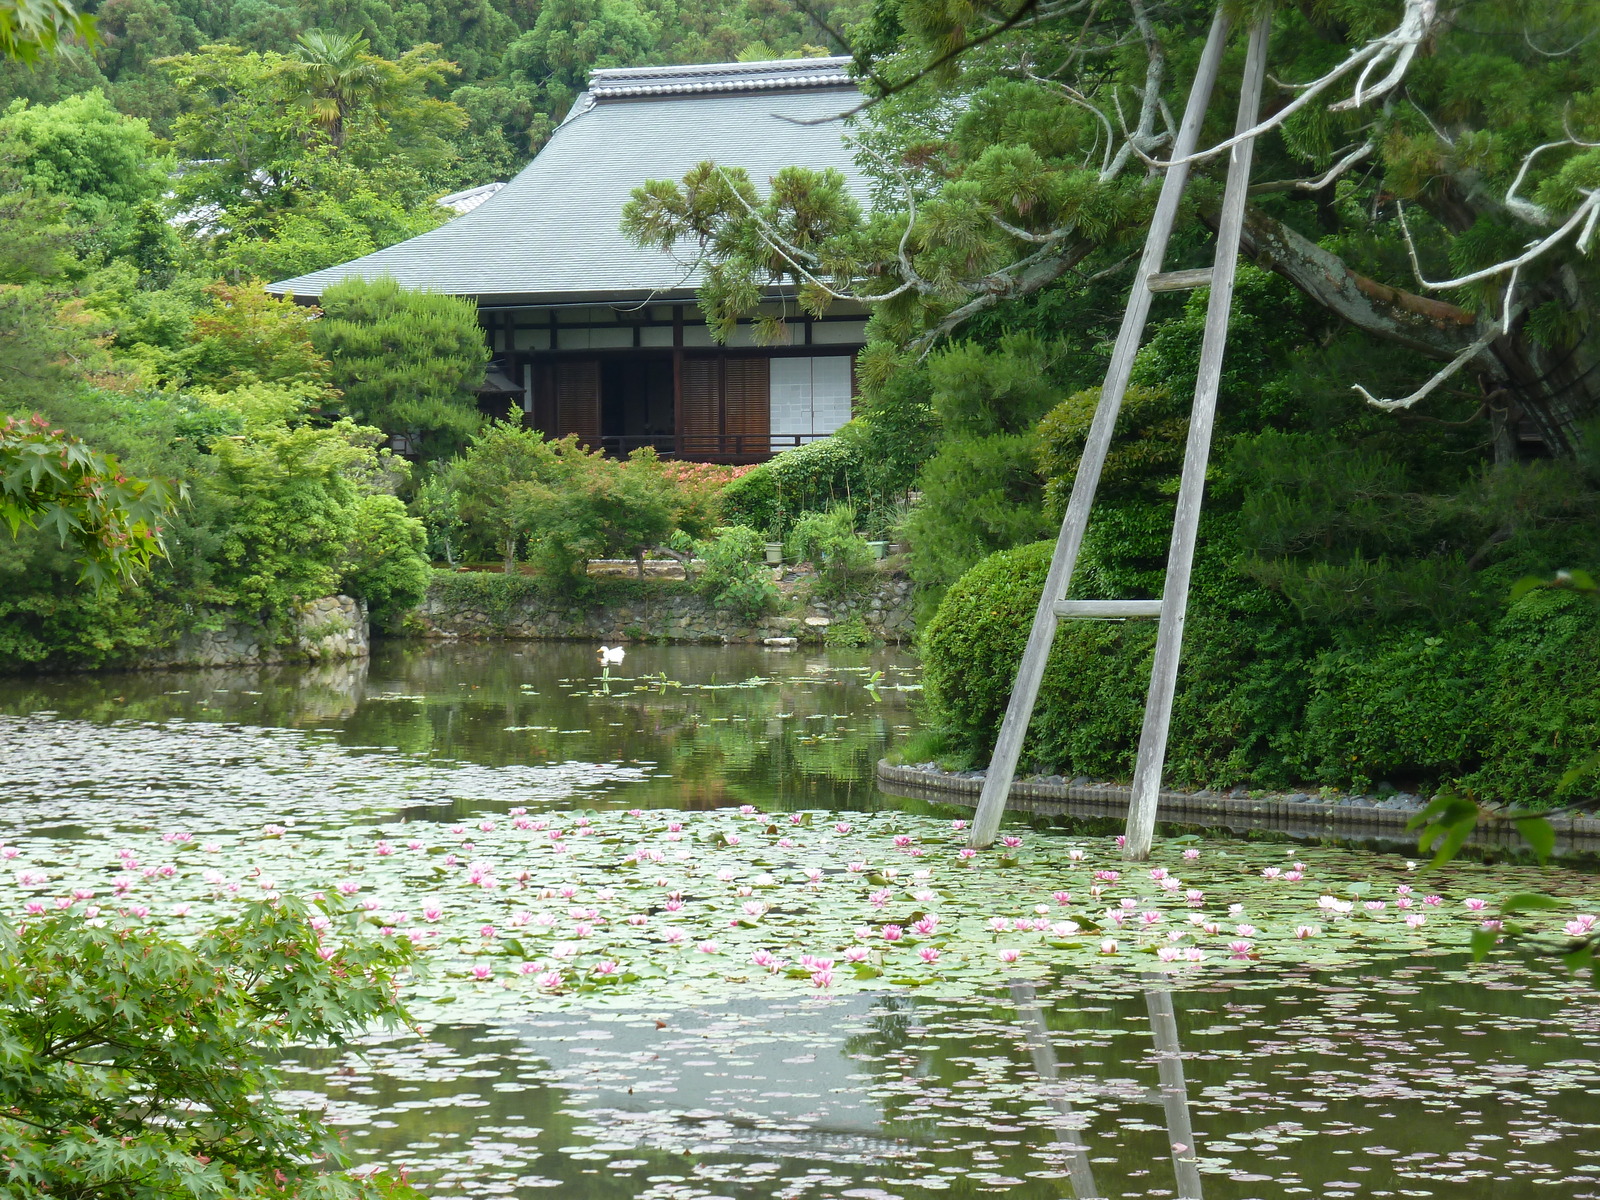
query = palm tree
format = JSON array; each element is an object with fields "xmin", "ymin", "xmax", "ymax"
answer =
[{"xmin": 290, "ymin": 30, "xmax": 386, "ymax": 150}]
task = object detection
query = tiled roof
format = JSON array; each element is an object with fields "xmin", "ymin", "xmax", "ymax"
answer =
[
  {"xmin": 587, "ymin": 57, "xmax": 855, "ymax": 98},
  {"xmin": 435, "ymin": 181, "xmax": 506, "ymax": 214},
  {"xmin": 267, "ymin": 57, "xmax": 864, "ymax": 305}
]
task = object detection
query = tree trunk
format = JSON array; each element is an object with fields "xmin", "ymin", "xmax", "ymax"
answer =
[
  {"xmin": 1234, "ymin": 208, "xmax": 1600, "ymax": 456},
  {"xmin": 503, "ymin": 539, "xmax": 517, "ymax": 575}
]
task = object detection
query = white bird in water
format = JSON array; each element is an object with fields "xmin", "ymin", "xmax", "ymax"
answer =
[{"xmin": 598, "ymin": 645, "xmax": 626, "ymax": 665}]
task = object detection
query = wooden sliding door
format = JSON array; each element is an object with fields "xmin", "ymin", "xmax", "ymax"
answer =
[
  {"xmin": 554, "ymin": 359, "xmax": 600, "ymax": 447},
  {"xmin": 679, "ymin": 354, "xmax": 770, "ymax": 459}
]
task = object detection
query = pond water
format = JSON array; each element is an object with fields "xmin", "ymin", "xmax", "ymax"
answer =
[{"xmin": 3, "ymin": 641, "xmax": 1599, "ymax": 1200}]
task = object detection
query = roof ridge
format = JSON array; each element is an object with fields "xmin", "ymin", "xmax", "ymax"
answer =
[{"xmin": 587, "ymin": 57, "xmax": 856, "ymax": 99}]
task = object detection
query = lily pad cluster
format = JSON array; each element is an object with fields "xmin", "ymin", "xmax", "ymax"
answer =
[{"xmin": 5, "ymin": 804, "xmax": 1595, "ymax": 1017}]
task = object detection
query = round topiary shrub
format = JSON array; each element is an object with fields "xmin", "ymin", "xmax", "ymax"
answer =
[{"xmin": 920, "ymin": 527, "xmax": 1319, "ymax": 786}]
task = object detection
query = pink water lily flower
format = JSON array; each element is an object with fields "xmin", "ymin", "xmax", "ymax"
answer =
[
  {"xmin": 1098, "ymin": 939, "xmax": 1118, "ymax": 954},
  {"xmin": 881, "ymin": 924, "xmax": 904, "ymax": 942},
  {"xmin": 1228, "ymin": 940, "xmax": 1253, "ymax": 959},
  {"xmin": 471, "ymin": 965, "xmax": 492, "ymax": 980},
  {"xmin": 1463, "ymin": 898, "xmax": 1488, "ymax": 911},
  {"xmin": 844, "ymin": 945, "xmax": 869, "ymax": 963},
  {"xmin": 998, "ymin": 948, "xmax": 1021, "ymax": 964},
  {"xmin": 918, "ymin": 947, "xmax": 941, "ymax": 964}
]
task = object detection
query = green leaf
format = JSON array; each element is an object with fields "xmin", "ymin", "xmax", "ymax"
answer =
[
  {"xmin": 1501, "ymin": 892, "xmax": 1566, "ymax": 915},
  {"xmin": 1468, "ymin": 927, "xmax": 1499, "ymax": 961},
  {"xmin": 1512, "ymin": 816, "xmax": 1556, "ymax": 865}
]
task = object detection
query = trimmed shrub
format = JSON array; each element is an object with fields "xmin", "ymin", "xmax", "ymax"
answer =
[
  {"xmin": 719, "ymin": 434, "xmax": 867, "ymax": 538},
  {"xmin": 921, "ymin": 539, "xmax": 1600, "ymax": 806}
]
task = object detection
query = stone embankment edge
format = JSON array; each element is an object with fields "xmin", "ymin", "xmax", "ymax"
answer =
[{"xmin": 876, "ymin": 761, "xmax": 1600, "ymax": 858}]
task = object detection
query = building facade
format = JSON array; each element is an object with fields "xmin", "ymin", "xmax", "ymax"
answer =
[{"xmin": 269, "ymin": 58, "xmax": 869, "ymax": 462}]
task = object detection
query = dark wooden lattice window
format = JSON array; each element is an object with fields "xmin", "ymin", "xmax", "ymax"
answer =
[
  {"xmin": 723, "ymin": 357, "xmax": 770, "ymax": 455},
  {"xmin": 680, "ymin": 357, "xmax": 720, "ymax": 457},
  {"xmin": 554, "ymin": 360, "xmax": 601, "ymax": 448}
]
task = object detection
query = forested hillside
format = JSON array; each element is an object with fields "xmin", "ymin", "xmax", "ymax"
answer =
[{"xmin": 1, "ymin": 0, "xmax": 862, "ymax": 186}]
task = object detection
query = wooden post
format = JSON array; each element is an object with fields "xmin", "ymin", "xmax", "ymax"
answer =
[
  {"xmin": 967, "ymin": 9, "xmax": 1233, "ymax": 850},
  {"xmin": 1144, "ymin": 982, "xmax": 1204, "ymax": 1200},
  {"xmin": 672, "ymin": 305, "xmax": 684, "ymax": 459},
  {"xmin": 1122, "ymin": 14, "xmax": 1271, "ymax": 861}
]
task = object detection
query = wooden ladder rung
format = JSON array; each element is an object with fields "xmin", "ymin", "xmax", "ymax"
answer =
[
  {"xmin": 1147, "ymin": 268, "xmax": 1214, "ymax": 292},
  {"xmin": 1052, "ymin": 599, "xmax": 1164, "ymax": 618}
]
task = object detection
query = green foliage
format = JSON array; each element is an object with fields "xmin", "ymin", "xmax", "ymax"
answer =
[
  {"xmin": 901, "ymin": 334, "xmax": 1059, "ymax": 615},
  {"xmin": 208, "ymin": 418, "xmax": 424, "ymax": 630},
  {"xmin": 0, "ymin": 0, "xmax": 94, "ymax": 64},
  {"xmin": 1037, "ymin": 383, "xmax": 1182, "ymax": 511},
  {"xmin": 923, "ymin": 532, "xmax": 1600, "ymax": 807},
  {"xmin": 312, "ymin": 277, "xmax": 489, "ymax": 456},
  {"xmin": 823, "ymin": 611, "xmax": 872, "ymax": 647},
  {"xmin": 425, "ymin": 565, "xmax": 544, "ymax": 625},
  {"xmin": 718, "ymin": 433, "xmax": 871, "ymax": 538},
  {"xmin": 429, "ymin": 425, "xmax": 714, "ymax": 596},
  {"xmin": 0, "ymin": 90, "xmax": 168, "ymax": 257},
  {"xmin": 175, "ymin": 279, "xmax": 334, "ymax": 393},
  {"xmin": 691, "ymin": 524, "xmax": 778, "ymax": 622},
  {"xmin": 0, "ymin": 898, "xmax": 416, "ymax": 1199},
  {"xmin": 788, "ymin": 503, "xmax": 874, "ymax": 600},
  {"xmin": 433, "ymin": 420, "xmax": 584, "ymax": 572},
  {"xmin": 342, "ymin": 493, "xmax": 431, "ymax": 623},
  {"xmin": 904, "ymin": 431, "xmax": 1051, "ymax": 616},
  {"xmin": 0, "ymin": 412, "xmax": 179, "ymax": 587}
]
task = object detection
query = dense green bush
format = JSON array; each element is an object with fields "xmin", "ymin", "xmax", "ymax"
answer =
[
  {"xmin": 718, "ymin": 433, "xmax": 869, "ymax": 538},
  {"xmin": 341, "ymin": 494, "xmax": 432, "ymax": 624},
  {"xmin": 788, "ymin": 503, "xmax": 875, "ymax": 599},
  {"xmin": 691, "ymin": 525, "xmax": 779, "ymax": 622},
  {"xmin": 921, "ymin": 535, "xmax": 1600, "ymax": 806},
  {"xmin": 312, "ymin": 277, "xmax": 489, "ymax": 459},
  {"xmin": 902, "ymin": 334, "xmax": 1060, "ymax": 617}
]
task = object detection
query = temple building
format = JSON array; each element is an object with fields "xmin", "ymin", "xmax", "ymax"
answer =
[{"xmin": 268, "ymin": 57, "xmax": 868, "ymax": 462}]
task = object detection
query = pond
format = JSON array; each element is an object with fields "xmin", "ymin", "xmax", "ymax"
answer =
[{"xmin": 3, "ymin": 641, "xmax": 1599, "ymax": 1200}]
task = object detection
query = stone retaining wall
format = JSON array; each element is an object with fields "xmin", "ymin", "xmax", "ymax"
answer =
[
  {"xmin": 876, "ymin": 761, "xmax": 1600, "ymax": 860},
  {"xmin": 414, "ymin": 570, "xmax": 915, "ymax": 644},
  {"xmin": 138, "ymin": 595, "xmax": 370, "ymax": 669}
]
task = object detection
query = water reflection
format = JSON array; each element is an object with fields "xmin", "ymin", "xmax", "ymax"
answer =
[
  {"xmin": 275, "ymin": 959, "xmax": 1600, "ymax": 1200},
  {"xmin": 0, "ymin": 641, "xmax": 923, "ymax": 819},
  {"xmin": 1012, "ymin": 980, "xmax": 1203, "ymax": 1200}
]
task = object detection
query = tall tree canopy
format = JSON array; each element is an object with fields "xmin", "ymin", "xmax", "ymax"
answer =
[{"xmin": 625, "ymin": 0, "xmax": 1600, "ymax": 458}]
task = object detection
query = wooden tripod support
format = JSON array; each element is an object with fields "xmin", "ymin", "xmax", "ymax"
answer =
[{"xmin": 968, "ymin": 10, "xmax": 1273, "ymax": 860}]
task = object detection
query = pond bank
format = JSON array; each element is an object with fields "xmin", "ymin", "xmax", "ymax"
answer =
[
  {"xmin": 876, "ymin": 759, "xmax": 1600, "ymax": 861},
  {"xmin": 411, "ymin": 567, "xmax": 915, "ymax": 644}
]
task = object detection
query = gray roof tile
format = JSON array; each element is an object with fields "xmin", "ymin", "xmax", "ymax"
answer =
[{"xmin": 267, "ymin": 58, "xmax": 865, "ymax": 305}]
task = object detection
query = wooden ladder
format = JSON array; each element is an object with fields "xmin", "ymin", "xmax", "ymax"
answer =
[{"xmin": 967, "ymin": 10, "xmax": 1272, "ymax": 860}]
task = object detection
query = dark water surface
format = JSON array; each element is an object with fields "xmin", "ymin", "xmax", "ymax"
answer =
[{"xmin": 2, "ymin": 641, "xmax": 1598, "ymax": 1200}]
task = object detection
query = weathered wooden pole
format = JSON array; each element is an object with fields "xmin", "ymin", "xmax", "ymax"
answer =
[{"xmin": 1122, "ymin": 14, "xmax": 1272, "ymax": 861}]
